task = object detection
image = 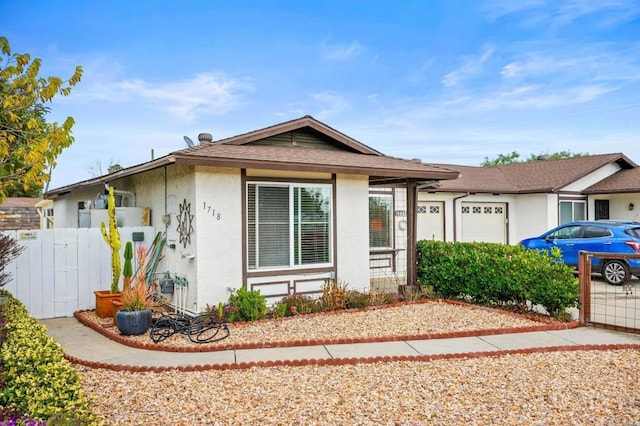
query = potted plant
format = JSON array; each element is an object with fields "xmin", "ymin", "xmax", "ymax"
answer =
[
  {"xmin": 112, "ymin": 241, "xmax": 134, "ymax": 318},
  {"xmin": 94, "ymin": 186, "xmax": 123, "ymax": 318},
  {"xmin": 115, "ymin": 246, "xmax": 154, "ymax": 335}
]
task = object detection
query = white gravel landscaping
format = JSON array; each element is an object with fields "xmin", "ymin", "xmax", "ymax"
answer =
[
  {"xmin": 77, "ymin": 349, "xmax": 640, "ymax": 425},
  {"xmin": 72, "ymin": 301, "xmax": 640, "ymax": 424}
]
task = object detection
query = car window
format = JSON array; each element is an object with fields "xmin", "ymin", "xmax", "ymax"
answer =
[
  {"xmin": 625, "ymin": 227, "xmax": 640, "ymax": 238},
  {"xmin": 548, "ymin": 225, "xmax": 581, "ymax": 239},
  {"xmin": 582, "ymin": 225, "xmax": 612, "ymax": 238}
]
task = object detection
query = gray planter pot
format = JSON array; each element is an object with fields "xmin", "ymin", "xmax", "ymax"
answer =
[{"xmin": 115, "ymin": 309, "xmax": 152, "ymax": 336}]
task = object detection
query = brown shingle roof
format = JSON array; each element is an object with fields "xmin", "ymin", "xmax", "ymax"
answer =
[
  {"xmin": 174, "ymin": 143, "xmax": 457, "ymax": 180},
  {"xmin": 215, "ymin": 115, "xmax": 383, "ymax": 155},
  {"xmin": 0, "ymin": 197, "xmax": 42, "ymax": 208},
  {"xmin": 584, "ymin": 167, "xmax": 640, "ymax": 194},
  {"xmin": 430, "ymin": 153, "xmax": 637, "ymax": 193},
  {"xmin": 45, "ymin": 117, "xmax": 458, "ymax": 197}
]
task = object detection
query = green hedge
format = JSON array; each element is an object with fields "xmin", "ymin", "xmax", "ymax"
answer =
[
  {"xmin": 0, "ymin": 290, "xmax": 100, "ymax": 424},
  {"xmin": 416, "ymin": 240, "xmax": 579, "ymax": 318}
]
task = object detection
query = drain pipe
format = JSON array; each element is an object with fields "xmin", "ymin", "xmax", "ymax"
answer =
[{"xmin": 452, "ymin": 192, "xmax": 470, "ymax": 242}]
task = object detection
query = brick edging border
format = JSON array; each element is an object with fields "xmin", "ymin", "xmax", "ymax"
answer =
[
  {"xmin": 73, "ymin": 298, "xmax": 580, "ymax": 353},
  {"xmin": 64, "ymin": 343, "xmax": 640, "ymax": 373}
]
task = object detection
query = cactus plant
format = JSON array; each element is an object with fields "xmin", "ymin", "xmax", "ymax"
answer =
[
  {"xmin": 123, "ymin": 241, "xmax": 133, "ymax": 288},
  {"xmin": 101, "ymin": 186, "xmax": 121, "ymax": 294}
]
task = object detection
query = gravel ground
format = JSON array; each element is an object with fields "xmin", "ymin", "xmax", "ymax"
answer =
[
  {"xmin": 77, "ymin": 349, "xmax": 640, "ymax": 425},
  {"xmin": 73, "ymin": 301, "xmax": 640, "ymax": 424},
  {"xmin": 77, "ymin": 300, "xmax": 544, "ymax": 349}
]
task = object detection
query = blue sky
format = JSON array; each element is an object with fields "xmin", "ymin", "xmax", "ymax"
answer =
[{"xmin": 3, "ymin": 0, "xmax": 640, "ymax": 189}]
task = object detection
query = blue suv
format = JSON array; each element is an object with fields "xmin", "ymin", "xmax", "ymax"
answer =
[{"xmin": 520, "ymin": 220, "xmax": 640, "ymax": 285}]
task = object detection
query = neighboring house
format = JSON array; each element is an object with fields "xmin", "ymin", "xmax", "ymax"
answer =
[
  {"xmin": 44, "ymin": 116, "xmax": 458, "ymax": 312},
  {"xmin": 417, "ymin": 153, "xmax": 640, "ymax": 244},
  {"xmin": 0, "ymin": 197, "xmax": 43, "ymax": 230}
]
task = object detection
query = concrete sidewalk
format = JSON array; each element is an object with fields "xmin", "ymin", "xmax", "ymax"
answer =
[{"xmin": 41, "ymin": 317, "xmax": 640, "ymax": 370}]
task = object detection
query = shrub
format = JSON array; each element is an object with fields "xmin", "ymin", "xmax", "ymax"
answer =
[
  {"xmin": 277, "ymin": 294, "xmax": 321, "ymax": 316},
  {"xmin": 0, "ymin": 291, "xmax": 99, "ymax": 424},
  {"xmin": 225, "ymin": 287, "xmax": 268, "ymax": 322},
  {"xmin": 416, "ymin": 240, "xmax": 579, "ymax": 319},
  {"xmin": 368, "ymin": 291, "xmax": 400, "ymax": 306},
  {"xmin": 345, "ymin": 290, "xmax": 371, "ymax": 309},
  {"xmin": 320, "ymin": 279, "xmax": 349, "ymax": 311}
]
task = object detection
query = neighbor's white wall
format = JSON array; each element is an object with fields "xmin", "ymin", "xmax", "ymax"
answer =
[
  {"xmin": 335, "ymin": 174, "xmax": 370, "ymax": 292},
  {"xmin": 419, "ymin": 192, "xmax": 517, "ymax": 242},
  {"xmin": 192, "ymin": 166, "xmax": 243, "ymax": 311},
  {"xmin": 563, "ymin": 163, "xmax": 621, "ymax": 192},
  {"xmin": 52, "ymin": 185, "xmax": 107, "ymax": 228},
  {"xmin": 511, "ymin": 193, "xmax": 557, "ymax": 242},
  {"xmin": 589, "ymin": 193, "xmax": 640, "ymax": 222}
]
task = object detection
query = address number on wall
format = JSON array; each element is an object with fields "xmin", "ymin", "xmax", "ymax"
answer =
[{"xmin": 203, "ymin": 202, "xmax": 222, "ymax": 220}]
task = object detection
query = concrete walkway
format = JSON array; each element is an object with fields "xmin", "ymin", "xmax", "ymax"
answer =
[{"xmin": 41, "ymin": 317, "xmax": 640, "ymax": 371}]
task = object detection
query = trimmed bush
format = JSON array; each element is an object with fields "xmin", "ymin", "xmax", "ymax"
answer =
[
  {"xmin": 225, "ymin": 287, "xmax": 268, "ymax": 322},
  {"xmin": 417, "ymin": 240, "xmax": 579, "ymax": 319},
  {"xmin": 0, "ymin": 290, "xmax": 99, "ymax": 424}
]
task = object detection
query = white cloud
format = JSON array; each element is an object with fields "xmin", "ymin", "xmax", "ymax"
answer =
[
  {"xmin": 73, "ymin": 72, "xmax": 253, "ymax": 122},
  {"xmin": 320, "ymin": 40, "xmax": 364, "ymax": 61},
  {"xmin": 483, "ymin": 0, "xmax": 547, "ymax": 20},
  {"xmin": 310, "ymin": 92, "xmax": 350, "ymax": 119},
  {"xmin": 484, "ymin": 0, "xmax": 640, "ymax": 29},
  {"xmin": 442, "ymin": 45, "xmax": 495, "ymax": 87}
]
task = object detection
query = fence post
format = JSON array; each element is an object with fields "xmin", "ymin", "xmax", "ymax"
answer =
[{"xmin": 578, "ymin": 251, "xmax": 592, "ymax": 325}]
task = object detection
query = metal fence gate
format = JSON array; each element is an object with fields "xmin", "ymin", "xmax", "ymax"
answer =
[
  {"xmin": 1, "ymin": 227, "xmax": 155, "ymax": 319},
  {"xmin": 579, "ymin": 252, "xmax": 640, "ymax": 333}
]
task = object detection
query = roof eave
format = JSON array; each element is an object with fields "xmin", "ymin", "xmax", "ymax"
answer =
[
  {"xmin": 173, "ymin": 154, "xmax": 458, "ymax": 180},
  {"xmin": 45, "ymin": 156, "xmax": 175, "ymax": 198}
]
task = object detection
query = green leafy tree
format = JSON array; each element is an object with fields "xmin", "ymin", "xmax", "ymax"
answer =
[
  {"xmin": 0, "ymin": 36, "xmax": 82, "ymax": 202},
  {"xmin": 482, "ymin": 150, "xmax": 587, "ymax": 167}
]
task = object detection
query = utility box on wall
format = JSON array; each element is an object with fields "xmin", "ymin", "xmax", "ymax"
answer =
[{"xmin": 88, "ymin": 207, "xmax": 151, "ymax": 228}]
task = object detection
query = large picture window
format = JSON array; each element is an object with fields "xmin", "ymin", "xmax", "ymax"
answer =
[
  {"xmin": 247, "ymin": 183, "xmax": 332, "ymax": 270},
  {"xmin": 369, "ymin": 194, "xmax": 393, "ymax": 248}
]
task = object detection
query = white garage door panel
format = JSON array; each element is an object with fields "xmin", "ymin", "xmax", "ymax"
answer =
[
  {"xmin": 461, "ymin": 202, "xmax": 506, "ymax": 243},
  {"xmin": 417, "ymin": 201, "xmax": 444, "ymax": 241}
]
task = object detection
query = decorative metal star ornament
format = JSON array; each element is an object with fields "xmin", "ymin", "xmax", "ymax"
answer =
[{"xmin": 177, "ymin": 199, "xmax": 194, "ymax": 248}]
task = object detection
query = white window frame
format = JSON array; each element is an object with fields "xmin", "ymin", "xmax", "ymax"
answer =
[
  {"xmin": 247, "ymin": 181, "xmax": 333, "ymax": 271},
  {"xmin": 559, "ymin": 200, "xmax": 586, "ymax": 224}
]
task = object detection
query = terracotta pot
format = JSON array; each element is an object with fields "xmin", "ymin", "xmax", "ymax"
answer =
[
  {"xmin": 94, "ymin": 290, "xmax": 122, "ymax": 318},
  {"xmin": 115, "ymin": 309, "xmax": 152, "ymax": 336},
  {"xmin": 111, "ymin": 299, "xmax": 124, "ymax": 320}
]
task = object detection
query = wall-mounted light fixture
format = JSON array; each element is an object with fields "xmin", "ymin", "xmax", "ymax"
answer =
[{"xmin": 629, "ymin": 203, "xmax": 635, "ymax": 211}]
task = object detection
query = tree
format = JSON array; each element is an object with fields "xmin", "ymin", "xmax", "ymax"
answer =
[
  {"xmin": 0, "ymin": 36, "xmax": 82, "ymax": 202},
  {"xmin": 482, "ymin": 150, "xmax": 587, "ymax": 167}
]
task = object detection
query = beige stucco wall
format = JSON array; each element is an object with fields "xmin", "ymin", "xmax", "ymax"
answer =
[
  {"xmin": 335, "ymin": 174, "xmax": 370, "ymax": 292},
  {"xmin": 192, "ymin": 166, "xmax": 243, "ymax": 311}
]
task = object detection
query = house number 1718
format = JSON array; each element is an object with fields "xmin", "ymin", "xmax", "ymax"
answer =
[{"xmin": 203, "ymin": 202, "xmax": 222, "ymax": 220}]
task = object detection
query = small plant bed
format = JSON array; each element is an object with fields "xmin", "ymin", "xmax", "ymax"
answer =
[{"xmin": 75, "ymin": 297, "xmax": 577, "ymax": 353}]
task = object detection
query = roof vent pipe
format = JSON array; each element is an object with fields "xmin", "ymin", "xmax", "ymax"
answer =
[{"xmin": 198, "ymin": 133, "xmax": 213, "ymax": 144}]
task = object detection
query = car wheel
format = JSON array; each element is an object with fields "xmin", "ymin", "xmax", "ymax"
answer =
[{"xmin": 602, "ymin": 260, "xmax": 630, "ymax": 285}]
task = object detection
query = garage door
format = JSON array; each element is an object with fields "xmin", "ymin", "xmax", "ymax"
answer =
[
  {"xmin": 460, "ymin": 202, "xmax": 506, "ymax": 243},
  {"xmin": 417, "ymin": 201, "xmax": 444, "ymax": 241}
]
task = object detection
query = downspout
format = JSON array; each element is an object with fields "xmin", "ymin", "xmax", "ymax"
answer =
[{"xmin": 452, "ymin": 192, "xmax": 470, "ymax": 242}]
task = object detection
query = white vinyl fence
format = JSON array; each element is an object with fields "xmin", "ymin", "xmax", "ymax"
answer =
[{"xmin": 2, "ymin": 227, "xmax": 155, "ymax": 319}]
